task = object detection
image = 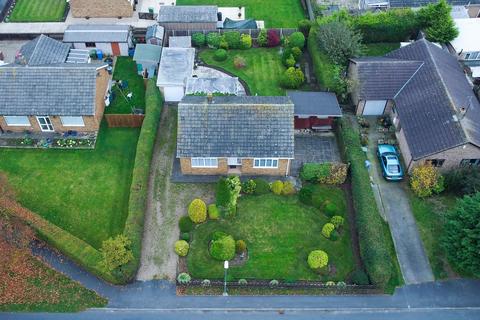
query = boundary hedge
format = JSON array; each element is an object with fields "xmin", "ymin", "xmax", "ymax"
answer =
[
  {"xmin": 336, "ymin": 117, "xmax": 395, "ymax": 287},
  {"xmin": 307, "ymin": 26, "xmax": 338, "ymax": 92},
  {"xmin": 122, "ymin": 79, "xmax": 163, "ymax": 281}
]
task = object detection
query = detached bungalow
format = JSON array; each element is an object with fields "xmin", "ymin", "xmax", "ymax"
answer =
[
  {"xmin": 349, "ymin": 38, "xmax": 480, "ymax": 171},
  {"xmin": 177, "ymin": 96, "xmax": 294, "ymax": 176},
  {"xmin": 157, "ymin": 5, "xmax": 219, "ymax": 31}
]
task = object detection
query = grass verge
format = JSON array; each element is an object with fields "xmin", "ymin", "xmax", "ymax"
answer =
[{"xmin": 362, "ymin": 43, "xmax": 400, "ymax": 56}]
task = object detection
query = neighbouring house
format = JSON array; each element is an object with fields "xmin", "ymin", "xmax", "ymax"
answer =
[
  {"xmin": 157, "ymin": 5, "xmax": 219, "ymax": 31},
  {"xmin": 156, "ymin": 47, "xmax": 195, "ymax": 102},
  {"xmin": 146, "ymin": 24, "xmax": 165, "ymax": 46},
  {"xmin": 177, "ymin": 96, "xmax": 294, "ymax": 176},
  {"xmin": 168, "ymin": 36, "xmax": 191, "ymax": 48},
  {"xmin": 69, "ymin": 0, "xmax": 134, "ymax": 18},
  {"xmin": 349, "ymin": 38, "xmax": 480, "ymax": 172},
  {"xmin": 185, "ymin": 77, "xmax": 239, "ymax": 96},
  {"xmin": 388, "ymin": 0, "xmax": 480, "ymax": 8},
  {"xmin": 63, "ymin": 24, "xmax": 133, "ymax": 56},
  {"xmin": 0, "ymin": 35, "xmax": 110, "ymax": 141},
  {"xmin": 287, "ymin": 91, "xmax": 342, "ymax": 130},
  {"xmin": 133, "ymin": 44, "xmax": 162, "ymax": 78},
  {"xmin": 449, "ymin": 18, "xmax": 480, "ymax": 65}
]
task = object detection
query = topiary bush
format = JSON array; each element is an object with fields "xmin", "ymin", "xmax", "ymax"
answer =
[
  {"xmin": 350, "ymin": 269, "xmax": 370, "ymax": 285},
  {"xmin": 322, "ymin": 223, "xmax": 335, "ymax": 238},
  {"xmin": 174, "ymin": 240, "xmax": 189, "ymax": 257},
  {"xmin": 282, "ymin": 181, "xmax": 296, "ymax": 195},
  {"xmin": 324, "ymin": 201, "xmax": 338, "ymax": 217},
  {"xmin": 242, "ymin": 179, "xmax": 256, "ymax": 194},
  {"xmin": 288, "ymin": 31, "xmax": 305, "ymax": 48},
  {"xmin": 269, "ymin": 279, "xmax": 279, "ymax": 287},
  {"xmin": 177, "ymin": 272, "xmax": 191, "ymax": 284},
  {"xmin": 336, "ymin": 281, "xmax": 347, "ymax": 289},
  {"xmin": 271, "ymin": 180, "xmax": 284, "ymax": 195},
  {"xmin": 223, "ymin": 31, "xmax": 241, "ymax": 49},
  {"xmin": 201, "ymin": 279, "xmax": 211, "ymax": 287},
  {"xmin": 206, "ymin": 32, "xmax": 221, "ymax": 48},
  {"xmin": 257, "ymin": 29, "xmax": 267, "ymax": 47},
  {"xmin": 235, "ymin": 239, "xmax": 247, "ymax": 253},
  {"xmin": 238, "ymin": 278, "xmax": 248, "ymax": 285},
  {"xmin": 213, "ymin": 49, "xmax": 228, "ymax": 61},
  {"xmin": 267, "ymin": 29, "xmax": 281, "ymax": 47},
  {"xmin": 210, "ymin": 233, "xmax": 236, "ymax": 261},
  {"xmin": 307, "ymin": 250, "xmax": 329, "ymax": 270},
  {"xmin": 233, "ymin": 55, "xmax": 247, "ymax": 69},
  {"xmin": 180, "ymin": 232, "xmax": 190, "ymax": 242},
  {"xmin": 253, "ymin": 178, "xmax": 270, "ymax": 195},
  {"xmin": 410, "ymin": 164, "xmax": 445, "ymax": 197},
  {"xmin": 188, "ymin": 199, "xmax": 207, "ymax": 223},
  {"xmin": 208, "ymin": 204, "xmax": 220, "ymax": 220},
  {"xmin": 299, "ymin": 187, "xmax": 313, "ymax": 205},
  {"xmin": 192, "ymin": 33, "xmax": 206, "ymax": 47},
  {"xmin": 331, "ymin": 216, "xmax": 345, "ymax": 229},
  {"xmin": 240, "ymin": 34, "xmax": 252, "ymax": 49},
  {"xmin": 281, "ymin": 67, "xmax": 304, "ymax": 89},
  {"xmin": 179, "ymin": 216, "xmax": 194, "ymax": 233}
]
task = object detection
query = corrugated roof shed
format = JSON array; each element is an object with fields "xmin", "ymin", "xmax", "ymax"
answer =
[
  {"xmin": 16, "ymin": 35, "xmax": 71, "ymax": 66},
  {"xmin": 287, "ymin": 91, "xmax": 342, "ymax": 117},
  {"xmin": 177, "ymin": 96, "xmax": 294, "ymax": 158},
  {"xmin": 63, "ymin": 24, "xmax": 131, "ymax": 43},
  {"xmin": 157, "ymin": 5, "xmax": 218, "ymax": 23},
  {"xmin": 156, "ymin": 47, "xmax": 195, "ymax": 86}
]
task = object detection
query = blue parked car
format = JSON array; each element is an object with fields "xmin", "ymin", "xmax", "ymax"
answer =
[{"xmin": 377, "ymin": 144, "xmax": 404, "ymax": 181}]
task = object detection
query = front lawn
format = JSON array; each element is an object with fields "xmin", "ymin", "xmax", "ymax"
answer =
[
  {"xmin": 0, "ymin": 124, "xmax": 140, "ymax": 249},
  {"xmin": 105, "ymin": 57, "xmax": 146, "ymax": 115},
  {"xmin": 187, "ymin": 185, "xmax": 356, "ymax": 281},
  {"xmin": 199, "ymin": 48, "xmax": 286, "ymax": 96},
  {"xmin": 8, "ymin": 0, "xmax": 67, "ymax": 22},
  {"xmin": 176, "ymin": 0, "xmax": 305, "ymax": 27},
  {"xmin": 362, "ymin": 43, "xmax": 400, "ymax": 56}
]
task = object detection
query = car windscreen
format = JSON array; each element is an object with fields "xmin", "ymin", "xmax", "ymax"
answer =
[{"xmin": 387, "ymin": 164, "xmax": 400, "ymax": 174}]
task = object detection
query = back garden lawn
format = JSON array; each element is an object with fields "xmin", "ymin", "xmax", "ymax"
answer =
[
  {"xmin": 8, "ymin": 0, "xmax": 67, "ymax": 22},
  {"xmin": 0, "ymin": 124, "xmax": 139, "ymax": 249},
  {"xmin": 187, "ymin": 185, "xmax": 356, "ymax": 281}
]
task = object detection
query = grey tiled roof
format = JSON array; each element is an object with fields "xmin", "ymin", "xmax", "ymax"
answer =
[
  {"xmin": 157, "ymin": 5, "xmax": 218, "ymax": 23},
  {"xmin": 389, "ymin": 0, "xmax": 480, "ymax": 7},
  {"xmin": 16, "ymin": 35, "xmax": 71, "ymax": 66},
  {"xmin": 287, "ymin": 91, "xmax": 342, "ymax": 117},
  {"xmin": 177, "ymin": 96, "xmax": 294, "ymax": 158},
  {"xmin": 0, "ymin": 64, "xmax": 104, "ymax": 116},
  {"xmin": 63, "ymin": 24, "xmax": 131, "ymax": 43}
]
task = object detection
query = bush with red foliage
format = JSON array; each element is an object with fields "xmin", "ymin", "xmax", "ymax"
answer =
[{"xmin": 267, "ymin": 29, "xmax": 281, "ymax": 47}]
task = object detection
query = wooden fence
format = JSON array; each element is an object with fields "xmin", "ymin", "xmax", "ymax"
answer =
[{"xmin": 105, "ymin": 114, "xmax": 145, "ymax": 128}]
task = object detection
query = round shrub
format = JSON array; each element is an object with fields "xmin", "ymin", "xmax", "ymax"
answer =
[
  {"xmin": 325, "ymin": 281, "xmax": 335, "ymax": 286},
  {"xmin": 223, "ymin": 31, "xmax": 241, "ymax": 49},
  {"xmin": 208, "ymin": 204, "xmax": 220, "ymax": 220},
  {"xmin": 192, "ymin": 32, "xmax": 206, "ymax": 47},
  {"xmin": 299, "ymin": 187, "xmax": 313, "ymax": 205},
  {"xmin": 291, "ymin": 47, "xmax": 302, "ymax": 60},
  {"xmin": 213, "ymin": 49, "xmax": 228, "ymax": 61},
  {"xmin": 267, "ymin": 29, "xmax": 281, "ymax": 47},
  {"xmin": 235, "ymin": 239, "xmax": 247, "ymax": 253},
  {"xmin": 219, "ymin": 38, "xmax": 229, "ymax": 50},
  {"xmin": 288, "ymin": 31, "xmax": 305, "ymax": 48},
  {"xmin": 324, "ymin": 201, "xmax": 338, "ymax": 217},
  {"xmin": 211, "ymin": 231, "xmax": 228, "ymax": 241},
  {"xmin": 350, "ymin": 269, "xmax": 370, "ymax": 285},
  {"xmin": 240, "ymin": 34, "xmax": 252, "ymax": 49},
  {"xmin": 285, "ymin": 55, "xmax": 296, "ymax": 68},
  {"xmin": 242, "ymin": 179, "xmax": 256, "ymax": 194},
  {"xmin": 201, "ymin": 279, "xmax": 211, "ymax": 287},
  {"xmin": 307, "ymin": 250, "xmax": 329, "ymax": 270},
  {"xmin": 330, "ymin": 216, "xmax": 345, "ymax": 229},
  {"xmin": 188, "ymin": 199, "xmax": 207, "ymax": 223},
  {"xmin": 282, "ymin": 181, "xmax": 296, "ymax": 195},
  {"xmin": 210, "ymin": 233, "xmax": 236, "ymax": 261},
  {"xmin": 233, "ymin": 55, "xmax": 247, "ymax": 69},
  {"xmin": 177, "ymin": 272, "xmax": 191, "ymax": 284},
  {"xmin": 206, "ymin": 32, "xmax": 221, "ymax": 48},
  {"xmin": 322, "ymin": 223, "xmax": 335, "ymax": 238},
  {"xmin": 174, "ymin": 240, "xmax": 189, "ymax": 256},
  {"xmin": 179, "ymin": 216, "xmax": 194, "ymax": 233},
  {"xmin": 253, "ymin": 178, "xmax": 270, "ymax": 195},
  {"xmin": 269, "ymin": 279, "xmax": 279, "ymax": 287},
  {"xmin": 271, "ymin": 180, "xmax": 284, "ymax": 195},
  {"xmin": 281, "ymin": 67, "xmax": 304, "ymax": 89},
  {"xmin": 180, "ymin": 232, "xmax": 190, "ymax": 242},
  {"xmin": 238, "ymin": 278, "xmax": 248, "ymax": 285},
  {"xmin": 336, "ymin": 281, "xmax": 347, "ymax": 289},
  {"xmin": 410, "ymin": 164, "xmax": 445, "ymax": 197}
]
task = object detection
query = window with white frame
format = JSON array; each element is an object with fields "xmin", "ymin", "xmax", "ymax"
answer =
[
  {"xmin": 4, "ymin": 116, "xmax": 31, "ymax": 126},
  {"xmin": 465, "ymin": 52, "xmax": 480, "ymax": 61},
  {"xmin": 60, "ymin": 116, "xmax": 85, "ymax": 127},
  {"xmin": 191, "ymin": 158, "xmax": 218, "ymax": 168},
  {"xmin": 254, "ymin": 158, "xmax": 279, "ymax": 168}
]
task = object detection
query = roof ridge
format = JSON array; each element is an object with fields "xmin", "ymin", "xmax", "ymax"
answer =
[
  {"xmin": 28, "ymin": 34, "xmax": 45, "ymax": 64},
  {"xmin": 393, "ymin": 62, "xmax": 425, "ymax": 99}
]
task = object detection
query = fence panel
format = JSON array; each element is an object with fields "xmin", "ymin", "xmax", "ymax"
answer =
[{"xmin": 105, "ymin": 114, "xmax": 145, "ymax": 128}]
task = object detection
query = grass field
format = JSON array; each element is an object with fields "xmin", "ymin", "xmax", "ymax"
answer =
[
  {"xmin": 362, "ymin": 43, "xmax": 400, "ymax": 56},
  {"xmin": 199, "ymin": 48, "xmax": 286, "ymax": 96},
  {"xmin": 106, "ymin": 57, "xmax": 146, "ymax": 115},
  {"xmin": 0, "ymin": 124, "xmax": 140, "ymax": 249},
  {"xmin": 176, "ymin": 0, "xmax": 305, "ymax": 27},
  {"xmin": 8, "ymin": 0, "xmax": 67, "ymax": 22},
  {"xmin": 187, "ymin": 185, "xmax": 356, "ymax": 281}
]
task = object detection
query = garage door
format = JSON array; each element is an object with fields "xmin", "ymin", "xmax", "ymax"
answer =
[
  {"xmin": 363, "ymin": 100, "xmax": 387, "ymax": 116},
  {"xmin": 163, "ymin": 86, "xmax": 185, "ymax": 102}
]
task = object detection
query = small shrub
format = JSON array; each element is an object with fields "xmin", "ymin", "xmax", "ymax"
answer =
[
  {"xmin": 192, "ymin": 33, "xmax": 206, "ymax": 47},
  {"xmin": 324, "ymin": 201, "xmax": 338, "ymax": 217},
  {"xmin": 267, "ymin": 29, "xmax": 281, "ymax": 47},
  {"xmin": 180, "ymin": 232, "xmax": 190, "ymax": 242},
  {"xmin": 238, "ymin": 278, "xmax": 248, "ymax": 285},
  {"xmin": 307, "ymin": 250, "xmax": 329, "ymax": 270},
  {"xmin": 269, "ymin": 279, "xmax": 279, "ymax": 287},
  {"xmin": 253, "ymin": 178, "xmax": 270, "ymax": 195},
  {"xmin": 350, "ymin": 269, "xmax": 370, "ymax": 285},
  {"xmin": 188, "ymin": 199, "xmax": 207, "ymax": 223},
  {"xmin": 330, "ymin": 216, "xmax": 345, "ymax": 229},
  {"xmin": 336, "ymin": 281, "xmax": 347, "ymax": 289},
  {"xmin": 300, "ymin": 163, "xmax": 347, "ymax": 184},
  {"xmin": 206, "ymin": 32, "xmax": 221, "ymax": 48},
  {"xmin": 291, "ymin": 47, "xmax": 302, "ymax": 60},
  {"xmin": 242, "ymin": 179, "xmax": 256, "ymax": 194},
  {"xmin": 224, "ymin": 31, "xmax": 241, "ymax": 49},
  {"xmin": 235, "ymin": 239, "xmax": 247, "ymax": 253},
  {"xmin": 240, "ymin": 34, "xmax": 252, "ymax": 49},
  {"xmin": 445, "ymin": 166, "xmax": 480, "ymax": 196},
  {"xmin": 174, "ymin": 240, "xmax": 189, "ymax": 257},
  {"xmin": 257, "ymin": 29, "xmax": 268, "ymax": 47},
  {"xmin": 410, "ymin": 164, "xmax": 445, "ymax": 197},
  {"xmin": 100, "ymin": 235, "xmax": 133, "ymax": 272},
  {"xmin": 271, "ymin": 180, "xmax": 284, "ymax": 195},
  {"xmin": 219, "ymin": 38, "xmax": 229, "ymax": 50},
  {"xmin": 216, "ymin": 177, "xmax": 241, "ymax": 217},
  {"xmin": 213, "ymin": 49, "xmax": 228, "ymax": 61},
  {"xmin": 210, "ymin": 233, "xmax": 236, "ymax": 261},
  {"xmin": 288, "ymin": 31, "xmax": 305, "ymax": 48},
  {"xmin": 301, "ymin": 163, "xmax": 324, "ymax": 181},
  {"xmin": 325, "ymin": 281, "xmax": 335, "ymax": 286},
  {"xmin": 299, "ymin": 187, "xmax": 313, "ymax": 205},
  {"xmin": 233, "ymin": 55, "xmax": 247, "ymax": 69},
  {"xmin": 284, "ymin": 55, "xmax": 296, "ymax": 68},
  {"xmin": 177, "ymin": 272, "xmax": 191, "ymax": 284},
  {"xmin": 281, "ymin": 67, "xmax": 304, "ymax": 89},
  {"xmin": 322, "ymin": 223, "xmax": 335, "ymax": 238},
  {"xmin": 179, "ymin": 215, "xmax": 194, "ymax": 233},
  {"xmin": 201, "ymin": 279, "xmax": 211, "ymax": 287},
  {"xmin": 282, "ymin": 181, "xmax": 296, "ymax": 195},
  {"xmin": 208, "ymin": 204, "xmax": 220, "ymax": 220}
]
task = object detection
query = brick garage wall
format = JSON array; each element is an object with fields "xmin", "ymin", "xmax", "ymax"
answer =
[
  {"xmin": 70, "ymin": 0, "xmax": 133, "ymax": 18},
  {"xmin": 180, "ymin": 158, "xmax": 229, "ymax": 175},
  {"xmin": 395, "ymin": 127, "xmax": 414, "ymax": 170},
  {"xmin": 411, "ymin": 143, "xmax": 480, "ymax": 172},
  {"xmin": 240, "ymin": 159, "xmax": 290, "ymax": 176}
]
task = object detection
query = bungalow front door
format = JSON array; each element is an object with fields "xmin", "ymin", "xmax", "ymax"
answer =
[
  {"xmin": 36, "ymin": 116, "xmax": 54, "ymax": 132},
  {"xmin": 227, "ymin": 158, "xmax": 242, "ymax": 168}
]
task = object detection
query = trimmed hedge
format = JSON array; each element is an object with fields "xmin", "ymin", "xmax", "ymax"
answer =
[
  {"xmin": 307, "ymin": 27, "xmax": 339, "ymax": 92},
  {"xmin": 337, "ymin": 117, "xmax": 393, "ymax": 287},
  {"xmin": 122, "ymin": 79, "xmax": 163, "ymax": 282}
]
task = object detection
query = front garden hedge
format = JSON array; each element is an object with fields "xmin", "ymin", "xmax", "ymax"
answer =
[{"xmin": 122, "ymin": 79, "xmax": 163, "ymax": 282}]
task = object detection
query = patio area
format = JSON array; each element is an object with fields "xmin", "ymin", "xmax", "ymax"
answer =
[{"xmin": 192, "ymin": 65, "xmax": 247, "ymax": 95}]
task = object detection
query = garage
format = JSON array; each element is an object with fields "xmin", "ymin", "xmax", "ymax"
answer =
[{"xmin": 363, "ymin": 100, "xmax": 387, "ymax": 115}]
